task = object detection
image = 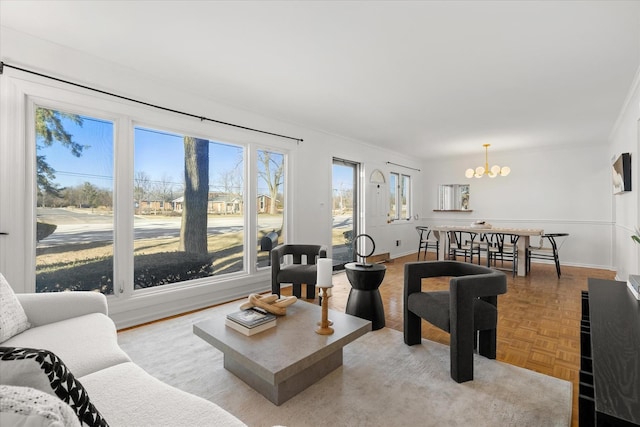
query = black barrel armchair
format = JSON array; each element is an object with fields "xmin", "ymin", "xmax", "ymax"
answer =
[
  {"xmin": 271, "ymin": 244, "xmax": 327, "ymax": 299},
  {"xmin": 404, "ymin": 261, "xmax": 507, "ymax": 383}
]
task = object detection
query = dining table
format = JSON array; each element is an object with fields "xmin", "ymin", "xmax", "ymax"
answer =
[{"xmin": 431, "ymin": 225, "xmax": 544, "ymax": 277}]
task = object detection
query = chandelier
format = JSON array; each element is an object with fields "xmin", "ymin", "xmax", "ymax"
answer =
[{"xmin": 465, "ymin": 144, "xmax": 510, "ymax": 178}]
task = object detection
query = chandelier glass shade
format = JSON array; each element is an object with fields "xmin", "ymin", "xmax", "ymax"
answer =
[{"xmin": 465, "ymin": 144, "xmax": 510, "ymax": 178}]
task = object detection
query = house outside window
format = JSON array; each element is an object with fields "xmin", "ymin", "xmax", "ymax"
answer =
[
  {"xmin": 133, "ymin": 126, "xmax": 245, "ymax": 290},
  {"xmin": 256, "ymin": 150, "xmax": 285, "ymax": 268},
  {"xmin": 30, "ymin": 103, "xmax": 286, "ymax": 294}
]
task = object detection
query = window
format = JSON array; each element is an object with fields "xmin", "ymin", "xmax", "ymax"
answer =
[
  {"xmin": 133, "ymin": 127, "xmax": 245, "ymax": 289},
  {"xmin": 35, "ymin": 107, "xmax": 115, "ymax": 293},
  {"xmin": 256, "ymin": 150, "xmax": 285, "ymax": 268},
  {"xmin": 27, "ymin": 97, "xmax": 287, "ymax": 295},
  {"xmin": 389, "ymin": 172, "xmax": 411, "ymax": 221},
  {"xmin": 389, "ymin": 173, "xmax": 397, "ymax": 220},
  {"xmin": 401, "ymin": 174, "xmax": 411, "ymax": 219}
]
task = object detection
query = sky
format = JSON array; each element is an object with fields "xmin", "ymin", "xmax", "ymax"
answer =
[
  {"xmin": 37, "ymin": 112, "xmax": 275, "ymax": 195},
  {"xmin": 37, "ymin": 109, "xmax": 354, "ymax": 197}
]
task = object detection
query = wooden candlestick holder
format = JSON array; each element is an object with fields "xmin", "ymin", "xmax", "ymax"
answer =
[{"xmin": 315, "ymin": 285, "xmax": 334, "ymax": 335}]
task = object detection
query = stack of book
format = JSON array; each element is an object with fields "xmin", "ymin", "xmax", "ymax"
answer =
[{"xmin": 225, "ymin": 308, "xmax": 277, "ymax": 336}]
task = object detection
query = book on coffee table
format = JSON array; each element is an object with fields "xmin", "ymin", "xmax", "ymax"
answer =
[
  {"xmin": 226, "ymin": 308, "xmax": 276, "ymax": 328},
  {"xmin": 225, "ymin": 317, "xmax": 276, "ymax": 336}
]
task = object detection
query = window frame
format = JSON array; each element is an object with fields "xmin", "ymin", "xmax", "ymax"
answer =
[
  {"xmin": 389, "ymin": 171, "xmax": 412, "ymax": 222},
  {"xmin": 0, "ymin": 74, "xmax": 292, "ymax": 323}
]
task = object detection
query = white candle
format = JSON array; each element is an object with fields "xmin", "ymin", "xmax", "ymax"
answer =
[{"xmin": 316, "ymin": 258, "xmax": 333, "ymax": 286}]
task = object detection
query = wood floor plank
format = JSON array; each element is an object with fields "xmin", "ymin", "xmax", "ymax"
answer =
[{"xmin": 288, "ymin": 252, "xmax": 615, "ymax": 427}]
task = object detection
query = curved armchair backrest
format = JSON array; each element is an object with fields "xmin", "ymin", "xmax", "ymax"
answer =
[
  {"xmin": 403, "ymin": 261, "xmax": 507, "ymax": 383},
  {"xmin": 270, "ymin": 244, "xmax": 328, "ymax": 298},
  {"xmin": 271, "ymin": 244, "xmax": 327, "ymax": 266},
  {"xmin": 416, "ymin": 226, "xmax": 430, "ymax": 239},
  {"xmin": 404, "ymin": 261, "xmax": 506, "ymax": 302}
]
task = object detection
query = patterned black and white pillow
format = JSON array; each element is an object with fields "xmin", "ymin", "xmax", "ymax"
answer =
[{"xmin": 0, "ymin": 347, "xmax": 108, "ymax": 427}]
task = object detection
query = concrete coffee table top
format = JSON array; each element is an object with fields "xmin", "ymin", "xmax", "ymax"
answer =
[{"xmin": 193, "ymin": 299, "xmax": 371, "ymax": 405}]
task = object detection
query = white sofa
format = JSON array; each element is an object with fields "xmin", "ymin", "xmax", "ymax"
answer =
[{"xmin": 1, "ymin": 290, "xmax": 246, "ymax": 427}]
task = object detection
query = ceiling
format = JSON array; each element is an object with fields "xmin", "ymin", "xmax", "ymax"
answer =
[{"xmin": 1, "ymin": 1, "xmax": 639, "ymax": 159}]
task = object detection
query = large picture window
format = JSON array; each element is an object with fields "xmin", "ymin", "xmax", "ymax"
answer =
[
  {"xmin": 133, "ymin": 127, "xmax": 245, "ymax": 290},
  {"xmin": 35, "ymin": 107, "xmax": 115, "ymax": 294},
  {"xmin": 29, "ymin": 102, "xmax": 287, "ymax": 295}
]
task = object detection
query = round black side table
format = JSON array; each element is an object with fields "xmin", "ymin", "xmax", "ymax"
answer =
[{"xmin": 344, "ymin": 262, "xmax": 386, "ymax": 330}]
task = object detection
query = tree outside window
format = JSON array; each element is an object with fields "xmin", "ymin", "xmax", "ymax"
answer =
[{"xmin": 389, "ymin": 172, "xmax": 411, "ymax": 221}]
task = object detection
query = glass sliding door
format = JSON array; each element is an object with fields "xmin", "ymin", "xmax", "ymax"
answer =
[
  {"xmin": 332, "ymin": 158, "xmax": 359, "ymax": 270},
  {"xmin": 35, "ymin": 107, "xmax": 115, "ymax": 293}
]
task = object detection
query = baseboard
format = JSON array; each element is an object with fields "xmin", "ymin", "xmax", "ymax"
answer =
[{"xmin": 366, "ymin": 252, "xmax": 391, "ymax": 264}]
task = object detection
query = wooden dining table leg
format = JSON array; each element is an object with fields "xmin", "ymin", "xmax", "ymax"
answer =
[
  {"xmin": 435, "ymin": 231, "xmax": 448, "ymax": 261},
  {"xmin": 516, "ymin": 236, "xmax": 529, "ymax": 276}
]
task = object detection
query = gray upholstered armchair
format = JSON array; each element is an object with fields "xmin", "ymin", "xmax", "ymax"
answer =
[
  {"xmin": 271, "ymin": 244, "xmax": 328, "ymax": 299},
  {"xmin": 404, "ymin": 261, "xmax": 507, "ymax": 383}
]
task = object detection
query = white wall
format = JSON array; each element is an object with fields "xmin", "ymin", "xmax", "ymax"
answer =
[
  {"xmin": 420, "ymin": 144, "xmax": 613, "ymax": 269},
  {"xmin": 287, "ymin": 130, "xmax": 423, "ymax": 259},
  {"xmin": 609, "ymin": 68, "xmax": 640, "ymax": 280}
]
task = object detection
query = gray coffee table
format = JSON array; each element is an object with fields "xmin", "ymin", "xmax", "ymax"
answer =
[{"xmin": 193, "ymin": 299, "xmax": 371, "ymax": 405}]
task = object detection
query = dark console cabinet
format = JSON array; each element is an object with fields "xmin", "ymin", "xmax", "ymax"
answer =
[{"xmin": 580, "ymin": 279, "xmax": 640, "ymax": 426}]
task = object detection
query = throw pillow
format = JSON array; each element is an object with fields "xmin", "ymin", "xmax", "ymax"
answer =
[
  {"xmin": 0, "ymin": 384, "xmax": 82, "ymax": 427},
  {"xmin": 0, "ymin": 347, "xmax": 108, "ymax": 427},
  {"xmin": 0, "ymin": 273, "xmax": 31, "ymax": 343}
]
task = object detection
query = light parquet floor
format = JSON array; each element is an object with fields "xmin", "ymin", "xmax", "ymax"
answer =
[{"xmin": 287, "ymin": 252, "xmax": 615, "ymax": 427}]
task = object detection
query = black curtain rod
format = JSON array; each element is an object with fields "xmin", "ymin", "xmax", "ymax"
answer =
[
  {"xmin": 386, "ymin": 161, "xmax": 421, "ymax": 172},
  {"xmin": 0, "ymin": 61, "xmax": 303, "ymax": 144}
]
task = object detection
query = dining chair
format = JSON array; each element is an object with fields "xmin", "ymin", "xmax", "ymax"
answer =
[
  {"xmin": 415, "ymin": 226, "xmax": 439, "ymax": 261},
  {"xmin": 527, "ymin": 233, "xmax": 569, "ymax": 278},
  {"xmin": 449, "ymin": 231, "xmax": 481, "ymax": 264},
  {"xmin": 485, "ymin": 233, "xmax": 518, "ymax": 277}
]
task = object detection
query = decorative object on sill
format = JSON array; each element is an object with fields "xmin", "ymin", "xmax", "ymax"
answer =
[
  {"xmin": 465, "ymin": 144, "xmax": 510, "ymax": 178},
  {"xmin": 239, "ymin": 293, "xmax": 297, "ymax": 316}
]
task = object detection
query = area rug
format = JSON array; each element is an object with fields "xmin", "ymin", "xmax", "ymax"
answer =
[{"xmin": 117, "ymin": 307, "xmax": 572, "ymax": 427}]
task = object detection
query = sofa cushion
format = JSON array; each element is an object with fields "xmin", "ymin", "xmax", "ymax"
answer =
[
  {"xmin": 0, "ymin": 273, "xmax": 31, "ymax": 343},
  {"xmin": 0, "ymin": 385, "xmax": 82, "ymax": 427},
  {"xmin": 0, "ymin": 348, "xmax": 108, "ymax": 427},
  {"xmin": 80, "ymin": 362, "xmax": 246, "ymax": 427},
  {"xmin": 2, "ymin": 313, "xmax": 130, "ymax": 378}
]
